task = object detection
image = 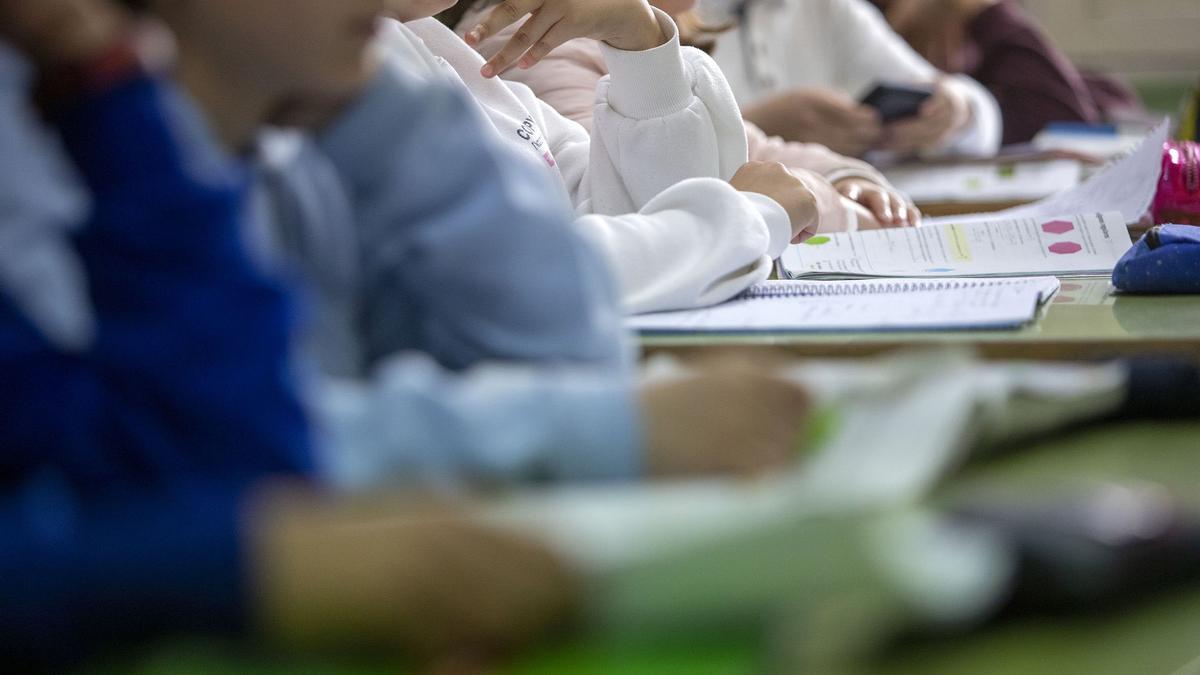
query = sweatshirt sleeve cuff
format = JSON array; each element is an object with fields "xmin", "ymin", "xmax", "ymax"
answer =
[
  {"xmin": 598, "ymin": 7, "xmax": 692, "ymax": 120},
  {"xmin": 742, "ymin": 191, "xmax": 793, "ymax": 259},
  {"xmin": 824, "ymin": 168, "xmax": 892, "ymax": 188},
  {"xmin": 938, "ymin": 75, "xmax": 1002, "ymax": 156},
  {"xmin": 547, "ymin": 374, "xmax": 644, "ymax": 481}
]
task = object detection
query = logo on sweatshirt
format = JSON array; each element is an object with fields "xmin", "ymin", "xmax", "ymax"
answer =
[{"xmin": 516, "ymin": 116, "xmax": 556, "ymax": 168}]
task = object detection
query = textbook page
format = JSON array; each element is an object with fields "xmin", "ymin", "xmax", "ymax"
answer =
[
  {"xmin": 628, "ymin": 277, "xmax": 1058, "ymax": 333},
  {"xmin": 884, "ymin": 159, "xmax": 1083, "ymax": 204},
  {"xmin": 780, "ymin": 211, "xmax": 1131, "ymax": 279},
  {"xmin": 924, "ymin": 118, "xmax": 1170, "ymax": 227}
]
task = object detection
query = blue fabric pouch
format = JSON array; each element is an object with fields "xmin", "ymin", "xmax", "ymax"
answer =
[{"xmin": 1112, "ymin": 225, "xmax": 1200, "ymax": 293}]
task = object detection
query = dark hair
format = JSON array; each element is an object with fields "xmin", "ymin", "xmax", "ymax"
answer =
[{"xmin": 116, "ymin": 0, "xmax": 150, "ymax": 10}]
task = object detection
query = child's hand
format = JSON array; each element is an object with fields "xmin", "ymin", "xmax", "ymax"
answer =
[
  {"xmin": 0, "ymin": 0, "xmax": 128, "ymax": 68},
  {"xmin": 834, "ymin": 177, "xmax": 919, "ymax": 228},
  {"xmin": 878, "ymin": 79, "xmax": 970, "ymax": 155},
  {"xmin": 465, "ymin": 0, "xmax": 666, "ymax": 78},
  {"xmin": 640, "ymin": 365, "xmax": 810, "ymax": 478},
  {"xmin": 744, "ymin": 87, "xmax": 884, "ymax": 157},
  {"xmin": 251, "ymin": 489, "xmax": 579, "ymax": 658},
  {"xmin": 730, "ymin": 161, "xmax": 820, "ymax": 243}
]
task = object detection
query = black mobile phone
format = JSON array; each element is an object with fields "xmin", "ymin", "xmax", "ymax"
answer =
[{"xmin": 860, "ymin": 83, "xmax": 933, "ymax": 123}]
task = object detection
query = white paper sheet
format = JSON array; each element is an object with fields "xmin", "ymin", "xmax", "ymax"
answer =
[
  {"xmin": 884, "ymin": 159, "xmax": 1083, "ymax": 203},
  {"xmin": 781, "ymin": 211, "xmax": 1131, "ymax": 279},
  {"xmin": 924, "ymin": 119, "xmax": 1170, "ymax": 227}
]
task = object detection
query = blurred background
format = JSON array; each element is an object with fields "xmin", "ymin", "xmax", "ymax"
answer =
[{"xmin": 1022, "ymin": 0, "xmax": 1198, "ymax": 113}]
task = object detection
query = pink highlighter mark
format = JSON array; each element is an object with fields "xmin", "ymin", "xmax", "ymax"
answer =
[
  {"xmin": 1042, "ymin": 220, "xmax": 1075, "ymax": 235},
  {"xmin": 1048, "ymin": 241, "xmax": 1083, "ymax": 255}
]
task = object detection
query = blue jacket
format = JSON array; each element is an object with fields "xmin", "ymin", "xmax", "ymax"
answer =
[
  {"xmin": 0, "ymin": 57, "xmax": 310, "ymax": 664},
  {"xmin": 256, "ymin": 64, "xmax": 644, "ymax": 490},
  {"xmin": 0, "ymin": 74, "xmax": 312, "ymax": 499}
]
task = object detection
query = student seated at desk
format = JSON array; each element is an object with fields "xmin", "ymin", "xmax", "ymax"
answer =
[
  {"xmin": 869, "ymin": 0, "xmax": 1145, "ymax": 145},
  {"xmin": 373, "ymin": 0, "xmax": 916, "ymax": 317},
  {"xmin": 447, "ymin": 0, "xmax": 920, "ymax": 234},
  {"xmin": 0, "ymin": 1, "xmax": 743, "ymax": 668},
  {"xmin": 106, "ymin": 0, "xmax": 810, "ymax": 488},
  {"xmin": 4, "ymin": 11, "xmax": 1195, "ymax": 665},
  {"xmin": 0, "ymin": 4, "xmax": 311, "ymax": 502},
  {"xmin": 691, "ymin": 0, "xmax": 1002, "ymax": 158},
  {"xmin": 0, "ymin": 0, "xmax": 810, "ymax": 604},
  {"xmin": 0, "ymin": 1, "xmax": 519, "ymax": 665}
]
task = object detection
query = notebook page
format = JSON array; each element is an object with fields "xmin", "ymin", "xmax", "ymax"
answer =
[
  {"xmin": 629, "ymin": 278, "xmax": 1055, "ymax": 333},
  {"xmin": 780, "ymin": 212, "xmax": 1131, "ymax": 279}
]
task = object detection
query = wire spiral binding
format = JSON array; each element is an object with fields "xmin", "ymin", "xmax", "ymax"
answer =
[{"xmin": 742, "ymin": 279, "xmax": 1021, "ymax": 299}]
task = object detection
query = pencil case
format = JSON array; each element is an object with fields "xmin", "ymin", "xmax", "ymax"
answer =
[
  {"xmin": 1152, "ymin": 141, "xmax": 1200, "ymax": 226},
  {"xmin": 1112, "ymin": 224, "xmax": 1200, "ymax": 294}
]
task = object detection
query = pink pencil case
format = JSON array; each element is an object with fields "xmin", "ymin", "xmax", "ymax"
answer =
[{"xmin": 1153, "ymin": 141, "xmax": 1200, "ymax": 226}]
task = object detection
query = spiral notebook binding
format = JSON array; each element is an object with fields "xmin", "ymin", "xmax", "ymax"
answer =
[{"xmin": 742, "ymin": 279, "xmax": 1013, "ymax": 299}]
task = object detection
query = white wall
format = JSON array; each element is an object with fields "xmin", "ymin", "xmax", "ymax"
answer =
[{"xmin": 1022, "ymin": 0, "xmax": 1200, "ymax": 78}]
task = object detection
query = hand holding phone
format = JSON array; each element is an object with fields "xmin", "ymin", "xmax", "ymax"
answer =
[{"xmin": 859, "ymin": 82, "xmax": 934, "ymax": 124}]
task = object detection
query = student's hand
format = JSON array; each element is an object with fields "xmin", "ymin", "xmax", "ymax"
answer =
[
  {"xmin": 730, "ymin": 161, "xmax": 820, "ymax": 243},
  {"xmin": 877, "ymin": 79, "xmax": 970, "ymax": 155},
  {"xmin": 742, "ymin": 88, "xmax": 883, "ymax": 157},
  {"xmin": 465, "ymin": 0, "xmax": 666, "ymax": 77},
  {"xmin": 640, "ymin": 366, "xmax": 811, "ymax": 478},
  {"xmin": 853, "ymin": 200, "xmax": 896, "ymax": 231},
  {"xmin": 883, "ymin": 0, "xmax": 999, "ymax": 72},
  {"xmin": 0, "ymin": 0, "xmax": 128, "ymax": 68},
  {"xmin": 251, "ymin": 489, "xmax": 579, "ymax": 659},
  {"xmin": 834, "ymin": 177, "xmax": 919, "ymax": 228}
]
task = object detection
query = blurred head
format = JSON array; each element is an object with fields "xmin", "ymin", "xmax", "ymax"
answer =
[{"xmin": 122, "ymin": 0, "xmax": 385, "ymax": 98}]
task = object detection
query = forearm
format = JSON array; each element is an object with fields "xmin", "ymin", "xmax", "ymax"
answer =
[
  {"xmin": 312, "ymin": 352, "xmax": 642, "ymax": 491},
  {"xmin": 574, "ymin": 177, "xmax": 784, "ymax": 313},
  {"xmin": 932, "ymin": 75, "xmax": 1002, "ymax": 155}
]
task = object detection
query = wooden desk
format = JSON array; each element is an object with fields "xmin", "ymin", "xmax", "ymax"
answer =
[
  {"xmin": 642, "ymin": 278, "xmax": 1200, "ymax": 362},
  {"xmin": 917, "ymin": 199, "xmax": 1027, "ymax": 217}
]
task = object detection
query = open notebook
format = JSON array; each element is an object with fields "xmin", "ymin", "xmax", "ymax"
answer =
[
  {"xmin": 629, "ymin": 277, "xmax": 1060, "ymax": 333},
  {"xmin": 780, "ymin": 211, "xmax": 1132, "ymax": 280}
]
